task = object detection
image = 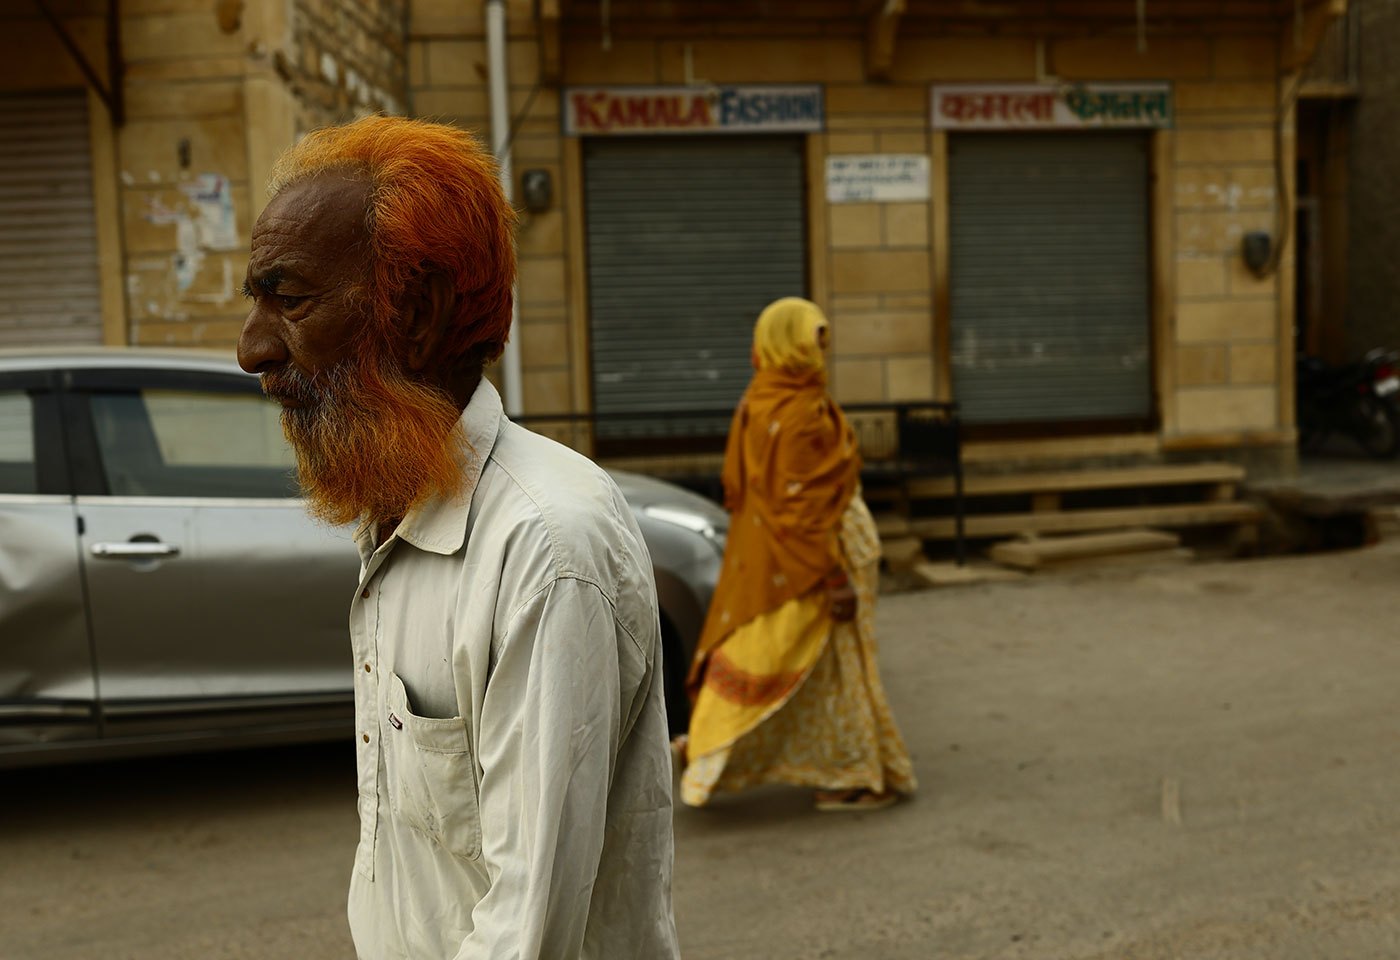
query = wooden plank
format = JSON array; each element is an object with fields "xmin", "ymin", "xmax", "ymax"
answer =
[
  {"xmin": 905, "ymin": 462, "xmax": 1245, "ymax": 499},
  {"xmin": 1033, "ymin": 547, "xmax": 1195, "ymax": 574},
  {"xmin": 908, "ymin": 501, "xmax": 1263, "ymax": 540},
  {"xmin": 913, "ymin": 561, "xmax": 1027, "ymax": 588},
  {"xmin": 1161, "ymin": 428, "xmax": 1296, "ymax": 451},
  {"xmin": 962, "ymin": 432, "xmax": 1161, "ymax": 464},
  {"xmin": 989, "ymin": 528, "xmax": 1181, "ymax": 570}
]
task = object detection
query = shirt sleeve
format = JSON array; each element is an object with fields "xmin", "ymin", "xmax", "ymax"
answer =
[{"xmin": 455, "ymin": 575, "xmax": 631, "ymax": 960}]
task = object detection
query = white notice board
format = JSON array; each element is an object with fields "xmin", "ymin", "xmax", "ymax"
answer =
[{"xmin": 825, "ymin": 154, "xmax": 930, "ymax": 204}]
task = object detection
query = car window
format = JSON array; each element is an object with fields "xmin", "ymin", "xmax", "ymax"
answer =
[
  {"xmin": 89, "ymin": 389, "xmax": 298, "ymax": 498},
  {"xmin": 0, "ymin": 390, "xmax": 36, "ymax": 494}
]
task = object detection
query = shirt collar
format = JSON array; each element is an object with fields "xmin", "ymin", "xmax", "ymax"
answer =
[{"xmin": 353, "ymin": 378, "xmax": 505, "ymax": 560}]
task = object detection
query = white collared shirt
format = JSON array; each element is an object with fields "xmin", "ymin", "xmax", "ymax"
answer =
[{"xmin": 346, "ymin": 380, "xmax": 679, "ymax": 960}]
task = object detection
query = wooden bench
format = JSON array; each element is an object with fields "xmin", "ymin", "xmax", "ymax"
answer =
[{"xmin": 871, "ymin": 462, "xmax": 1260, "ymax": 542}]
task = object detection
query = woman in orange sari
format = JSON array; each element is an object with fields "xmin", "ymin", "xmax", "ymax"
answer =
[{"xmin": 679, "ymin": 297, "xmax": 917, "ymax": 811}]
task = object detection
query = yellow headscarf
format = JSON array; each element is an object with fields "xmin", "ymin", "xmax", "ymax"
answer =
[{"xmin": 752, "ymin": 297, "xmax": 829, "ymax": 376}]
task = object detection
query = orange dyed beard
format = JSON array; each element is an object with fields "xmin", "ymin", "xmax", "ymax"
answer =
[{"xmin": 261, "ymin": 345, "xmax": 467, "ymax": 527}]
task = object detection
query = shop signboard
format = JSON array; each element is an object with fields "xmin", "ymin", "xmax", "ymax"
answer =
[
  {"xmin": 931, "ymin": 83, "xmax": 1173, "ymax": 131},
  {"xmin": 564, "ymin": 85, "xmax": 825, "ymax": 136}
]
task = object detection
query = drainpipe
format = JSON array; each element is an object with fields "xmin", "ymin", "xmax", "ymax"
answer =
[{"xmin": 486, "ymin": 0, "xmax": 524, "ymax": 417}]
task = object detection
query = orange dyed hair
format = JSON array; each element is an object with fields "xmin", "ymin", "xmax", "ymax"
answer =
[{"xmin": 269, "ymin": 116, "xmax": 518, "ymax": 369}]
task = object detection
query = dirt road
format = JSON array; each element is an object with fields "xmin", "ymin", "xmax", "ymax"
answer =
[{"xmin": 6, "ymin": 544, "xmax": 1400, "ymax": 959}]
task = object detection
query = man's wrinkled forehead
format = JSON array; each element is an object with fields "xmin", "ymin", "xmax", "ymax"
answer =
[{"xmin": 249, "ymin": 173, "xmax": 374, "ymax": 274}]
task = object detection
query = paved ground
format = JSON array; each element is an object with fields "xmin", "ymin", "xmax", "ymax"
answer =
[{"xmin": 7, "ymin": 542, "xmax": 1400, "ymax": 959}]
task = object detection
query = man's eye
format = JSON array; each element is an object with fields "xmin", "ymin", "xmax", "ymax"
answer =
[{"xmin": 279, "ymin": 295, "xmax": 307, "ymax": 310}]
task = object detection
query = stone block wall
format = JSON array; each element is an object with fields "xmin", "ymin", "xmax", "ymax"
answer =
[
  {"xmin": 817, "ymin": 59, "xmax": 938, "ymax": 407},
  {"xmin": 119, "ymin": 0, "xmax": 250, "ymax": 347},
  {"xmin": 1147, "ymin": 36, "xmax": 1286, "ymax": 437},
  {"xmin": 287, "ymin": 0, "xmax": 407, "ymax": 124}
]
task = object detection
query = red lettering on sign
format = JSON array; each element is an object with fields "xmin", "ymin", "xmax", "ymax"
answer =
[
  {"xmin": 625, "ymin": 98, "xmax": 651, "ymax": 126},
  {"xmin": 684, "ymin": 96, "xmax": 710, "ymax": 126},
  {"xmin": 572, "ymin": 92, "xmax": 605, "ymax": 130},
  {"xmin": 571, "ymin": 91, "xmax": 715, "ymax": 132}
]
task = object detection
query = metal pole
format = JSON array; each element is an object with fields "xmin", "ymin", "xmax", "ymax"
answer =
[{"xmin": 486, "ymin": 0, "xmax": 524, "ymax": 417}]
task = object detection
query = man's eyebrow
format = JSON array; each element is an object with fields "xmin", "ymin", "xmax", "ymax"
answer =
[{"xmin": 244, "ymin": 267, "xmax": 290, "ymax": 296}]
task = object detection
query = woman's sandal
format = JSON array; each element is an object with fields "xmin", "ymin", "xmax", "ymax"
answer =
[{"xmin": 813, "ymin": 788, "xmax": 898, "ymax": 813}]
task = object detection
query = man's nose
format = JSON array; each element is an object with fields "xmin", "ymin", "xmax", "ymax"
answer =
[{"xmin": 237, "ymin": 305, "xmax": 287, "ymax": 374}]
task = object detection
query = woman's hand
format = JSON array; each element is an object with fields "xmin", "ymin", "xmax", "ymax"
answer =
[{"xmin": 826, "ymin": 570, "xmax": 857, "ymax": 622}]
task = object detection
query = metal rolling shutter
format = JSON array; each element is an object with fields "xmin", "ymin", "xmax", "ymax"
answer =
[
  {"xmin": 0, "ymin": 92, "xmax": 103, "ymax": 347},
  {"xmin": 948, "ymin": 132, "xmax": 1152, "ymax": 425},
  {"xmin": 584, "ymin": 136, "xmax": 806, "ymax": 436}
]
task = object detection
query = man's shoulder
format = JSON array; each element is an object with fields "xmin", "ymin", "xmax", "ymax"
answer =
[
  {"xmin": 487, "ymin": 420, "xmax": 620, "ymax": 519},
  {"xmin": 477, "ymin": 421, "xmax": 649, "ymax": 595}
]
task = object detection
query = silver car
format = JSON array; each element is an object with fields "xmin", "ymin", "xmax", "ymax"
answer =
[{"xmin": 0, "ymin": 348, "xmax": 725, "ymax": 767}]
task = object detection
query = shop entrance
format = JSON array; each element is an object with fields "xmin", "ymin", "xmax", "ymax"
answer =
[
  {"xmin": 582, "ymin": 135, "xmax": 807, "ymax": 446},
  {"xmin": 0, "ymin": 91, "xmax": 103, "ymax": 347},
  {"xmin": 947, "ymin": 131, "xmax": 1153, "ymax": 430}
]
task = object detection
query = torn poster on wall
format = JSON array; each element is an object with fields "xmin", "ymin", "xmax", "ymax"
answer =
[{"xmin": 143, "ymin": 173, "xmax": 239, "ymax": 294}]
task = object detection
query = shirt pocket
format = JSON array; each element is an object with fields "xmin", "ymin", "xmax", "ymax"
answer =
[{"xmin": 383, "ymin": 671, "xmax": 482, "ymax": 862}]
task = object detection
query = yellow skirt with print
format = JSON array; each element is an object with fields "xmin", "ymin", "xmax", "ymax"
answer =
[{"xmin": 681, "ymin": 494, "xmax": 918, "ymax": 806}]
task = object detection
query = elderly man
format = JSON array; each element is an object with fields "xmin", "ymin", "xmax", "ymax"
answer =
[{"xmin": 236, "ymin": 117, "xmax": 680, "ymax": 960}]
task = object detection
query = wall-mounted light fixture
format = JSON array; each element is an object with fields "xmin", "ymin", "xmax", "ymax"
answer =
[
  {"xmin": 1242, "ymin": 230, "xmax": 1273, "ymax": 277},
  {"xmin": 521, "ymin": 168, "xmax": 553, "ymax": 213}
]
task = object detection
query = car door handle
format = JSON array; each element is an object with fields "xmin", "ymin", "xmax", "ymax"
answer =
[{"xmin": 90, "ymin": 542, "xmax": 182, "ymax": 559}]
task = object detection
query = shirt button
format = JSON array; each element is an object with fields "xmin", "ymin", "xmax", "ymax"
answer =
[
  {"xmin": 364, "ymin": 663, "xmax": 371, "ymax": 673},
  {"xmin": 361, "ymin": 588, "xmax": 369, "ymax": 599},
  {"xmin": 362, "ymin": 733, "xmax": 370, "ymax": 743}
]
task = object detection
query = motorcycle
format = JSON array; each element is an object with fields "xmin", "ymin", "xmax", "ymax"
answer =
[{"xmin": 1296, "ymin": 347, "xmax": 1400, "ymax": 459}]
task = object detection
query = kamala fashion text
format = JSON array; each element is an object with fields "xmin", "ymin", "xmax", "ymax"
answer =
[{"xmin": 564, "ymin": 85, "xmax": 825, "ymax": 136}]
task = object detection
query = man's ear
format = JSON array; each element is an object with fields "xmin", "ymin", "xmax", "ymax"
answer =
[{"xmin": 404, "ymin": 271, "xmax": 456, "ymax": 372}]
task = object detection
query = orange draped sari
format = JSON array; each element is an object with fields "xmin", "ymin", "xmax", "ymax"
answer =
[{"xmin": 683, "ymin": 368, "xmax": 861, "ymax": 760}]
